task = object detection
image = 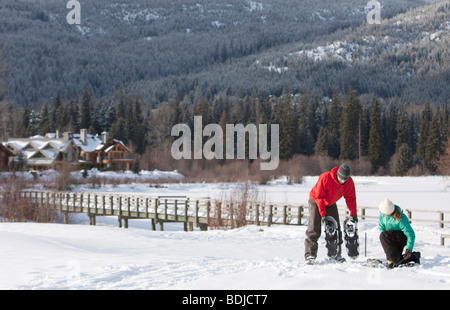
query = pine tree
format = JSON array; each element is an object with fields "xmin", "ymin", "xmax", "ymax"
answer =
[
  {"xmin": 132, "ymin": 96, "xmax": 146, "ymax": 154},
  {"xmin": 395, "ymin": 143, "xmax": 413, "ymax": 176},
  {"xmin": 271, "ymin": 88, "xmax": 298, "ymax": 159},
  {"xmin": 425, "ymin": 113, "xmax": 443, "ymax": 172},
  {"xmin": 51, "ymin": 91, "xmax": 62, "ymax": 132},
  {"xmin": 340, "ymin": 86, "xmax": 361, "ymax": 161},
  {"xmin": 105, "ymin": 103, "xmax": 116, "ymax": 131},
  {"xmin": 126, "ymin": 95, "xmax": 136, "ymax": 143},
  {"xmin": 314, "ymin": 126, "xmax": 328, "ymax": 157},
  {"xmin": 383, "ymin": 103, "xmax": 398, "ymax": 160},
  {"xmin": 20, "ymin": 104, "xmax": 32, "ymax": 137},
  {"xmin": 368, "ymin": 97, "xmax": 383, "ymax": 172},
  {"xmin": 79, "ymin": 85, "xmax": 91, "ymax": 130},
  {"xmin": 38, "ymin": 103, "xmax": 50, "ymax": 135},
  {"xmin": 416, "ymin": 102, "xmax": 432, "ymax": 168},
  {"xmin": 66, "ymin": 97, "xmax": 79, "ymax": 133},
  {"xmin": 395, "ymin": 104, "xmax": 408, "ymax": 153}
]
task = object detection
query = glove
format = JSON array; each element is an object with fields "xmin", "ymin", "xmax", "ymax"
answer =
[
  {"xmin": 403, "ymin": 249, "xmax": 412, "ymax": 260},
  {"xmin": 351, "ymin": 215, "xmax": 358, "ymax": 223}
]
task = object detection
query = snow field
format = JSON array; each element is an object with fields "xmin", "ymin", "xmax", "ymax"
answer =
[{"xmin": 0, "ymin": 174, "xmax": 449, "ymax": 290}]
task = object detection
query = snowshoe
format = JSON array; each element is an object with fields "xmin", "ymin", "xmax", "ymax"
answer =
[
  {"xmin": 304, "ymin": 255, "xmax": 316, "ymax": 266},
  {"xmin": 323, "ymin": 216, "xmax": 339, "ymax": 259},
  {"xmin": 329, "ymin": 254, "xmax": 346, "ymax": 263},
  {"xmin": 363, "ymin": 258, "xmax": 386, "ymax": 268},
  {"xmin": 343, "ymin": 217, "xmax": 359, "ymax": 259}
]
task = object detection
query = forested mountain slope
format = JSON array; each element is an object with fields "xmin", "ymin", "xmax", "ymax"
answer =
[{"xmin": 2, "ymin": 0, "xmax": 445, "ymax": 107}]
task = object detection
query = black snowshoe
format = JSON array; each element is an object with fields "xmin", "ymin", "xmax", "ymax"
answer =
[
  {"xmin": 343, "ymin": 217, "xmax": 359, "ymax": 259},
  {"xmin": 323, "ymin": 216, "xmax": 341, "ymax": 260}
]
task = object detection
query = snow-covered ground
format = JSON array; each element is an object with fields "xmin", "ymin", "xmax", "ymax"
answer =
[{"xmin": 1, "ymin": 172, "xmax": 450, "ymax": 290}]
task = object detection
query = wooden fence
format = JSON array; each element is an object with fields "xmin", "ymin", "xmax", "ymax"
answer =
[{"xmin": 1, "ymin": 190, "xmax": 450, "ymax": 230}]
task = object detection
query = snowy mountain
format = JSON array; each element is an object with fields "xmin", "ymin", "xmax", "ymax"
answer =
[{"xmin": 1, "ymin": 0, "xmax": 444, "ymax": 106}]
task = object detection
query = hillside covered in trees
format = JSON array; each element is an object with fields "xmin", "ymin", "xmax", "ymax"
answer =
[
  {"xmin": 1, "ymin": 0, "xmax": 446, "ymax": 106},
  {"xmin": 0, "ymin": 1, "xmax": 449, "ymax": 180}
]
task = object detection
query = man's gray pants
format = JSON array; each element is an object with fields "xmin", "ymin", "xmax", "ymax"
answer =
[{"xmin": 304, "ymin": 199, "xmax": 342, "ymax": 259}]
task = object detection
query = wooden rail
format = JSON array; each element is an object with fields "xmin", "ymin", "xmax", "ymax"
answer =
[{"xmin": 1, "ymin": 190, "xmax": 450, "ymax": 230}]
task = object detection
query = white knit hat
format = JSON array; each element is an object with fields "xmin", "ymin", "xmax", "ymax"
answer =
[{"xmin": 379, "ymin": 199, "xmax": 395, "ymax": 215}]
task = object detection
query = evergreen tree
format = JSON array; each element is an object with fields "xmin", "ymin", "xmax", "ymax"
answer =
[
  {"xmin": 395, "ymin": 104, "xmax": 408, "ymax": 153},
  {"xmin": 126, "ymin": 95, "xmax": 136, "ymax": 143},
  {"xmin": 416, "ymin": 102, "xmax": 432, "ymax": 168},
  {"xmin": 395, "ymin": 143, "xmax": 413, "ymax": 176},
  {"xmin": 271, "ymin": 88, "xmax": 298, "ymax": 159},
  {"xmin": 51, "ymin": 91, "xmax": 62, "ymax": 132},
  {"xmin": 68, "ymin": 96, "xmax": 80, "ymax": 133},
  {"xmin": 116, "ymin": 90, "xmax": 126, "ymax": 119},
  {"xmin": 383, "ymin": 102, "xmax": 398, "ymax": 162},
  {"xmin": 425, "ymin": 113, "xmax": 443, "ymax": 172},
  {"xmin": 90, "ymin": 103, "xmax": 104, "ymax": 135},
  {"xmin": 38, "ymin": 103, "xmax": 50, "ymax": 135},
  {"xmin": 20, "ymin": 104, "xmax": 32, "ymax": 137},
  {"xmin": 314, "ymin": 126, "xmax": 328, "ymax": 156},
  {"xmin": 194, "ymin": 96, "xmax": 209, "ymax": 124},
  {"xmin": 105, "ymin": 103, "xmax": 116, "ymax": 131},
  {"xmin": 340, "ymin": 86, "xmax": 361, "ymax": 161},
  {"xmin": 79, "ymin": 85, "xmax": 91, "ymax": 130},
  {"xmin": 171, "ymin": 95, "xmax": 182, "ymax": 127},
  {"xmin": 368, "ymin": 97, "xmax": 383, "ymax": 172},
  {"xmin": 132, "ymin": 96, "xmax": 146, "ymax": 154},
  {"xmin": 109, "ymin": 117, "xmax": 127, "ymax": 143}
]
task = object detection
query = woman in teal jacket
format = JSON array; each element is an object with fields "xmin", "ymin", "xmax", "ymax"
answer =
[{"xmin": 378, "ymin": 199, "xmax": 420, "ymax": 268}]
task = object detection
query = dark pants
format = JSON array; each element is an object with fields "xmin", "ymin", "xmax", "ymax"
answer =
[
  {"xmin": 379, "ymin": 230, "xmax": 407, "ymax": 263},
  {"xmin": 304, "ymin": 199, "xmax": 342, "ymax": 259}
]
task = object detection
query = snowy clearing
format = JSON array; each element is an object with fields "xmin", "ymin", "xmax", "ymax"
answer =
[{"xmin": 1, "ymin": 174, "xmax": 450, "ymax": 290}]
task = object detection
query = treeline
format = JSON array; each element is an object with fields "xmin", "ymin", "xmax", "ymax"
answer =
[{"xmin": 1, "ymin": 85, "xmax": 449, "ymax": 178}]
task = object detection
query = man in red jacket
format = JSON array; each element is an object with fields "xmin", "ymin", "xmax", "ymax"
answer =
[{"xmin": 304, "ymin": 164, "xmax": 357, "ymax": 264}]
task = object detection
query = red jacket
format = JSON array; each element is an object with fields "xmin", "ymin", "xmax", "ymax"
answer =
[{"xmin": 309, "ymin": 167, "xmax": 357, "ymax": 217}]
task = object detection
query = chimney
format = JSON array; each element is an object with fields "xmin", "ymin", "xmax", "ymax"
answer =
[
  {"xmin": 101, "ymin": 131, "xmax": 109, "ymax": 144},
  {"xmin": 63, "ymin": 132, "xmax": 72, "ymax": 141},
  {"xmin": 80, "ymin": 128, "xmax": 87, "ymax": 145}
]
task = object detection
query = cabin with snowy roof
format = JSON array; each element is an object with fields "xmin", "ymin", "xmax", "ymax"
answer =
[
  {"xmin": 71, "ymin": 129, "xmax": 134, "ymax": 171},
  {"xmin": 3, "ymin": 135, "xmax": 72, "ymax": 170},
  {"xmin": 2, "ymin": 129, "xmax": 133, "ymax": 171}
]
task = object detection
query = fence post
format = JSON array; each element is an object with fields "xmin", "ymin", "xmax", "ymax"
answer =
[
  {"xmin": 439, "ymin": 212, "xmax": 444, "ymax": 228},
  {"xmin": 406, "ymin": 210, "xmax": 412, "ymax": 223},
  {"xmin": 195, "ymin": 200, "xmax": 199, "ymax": 228},
  {"xmin": 136, "ymin": 197, "xmax": 140, "ymax": 218},
  {"xmin": 174, "ymin": 199, "xmax": 178, "ymax": 221},
  {"xmin": 256, "ymin": 204, "xmax": 260, "ymax": 226},
  {"xmin": 298, "ymin": 206, "xmax": 303, "ymax": 225},
  {"xmin": 184, "ymin": 200, "xmax": 189, "ymax": 231},
  {"xmin": 268, "ymin": 205, "xmax": 273, "ymax": 227}
]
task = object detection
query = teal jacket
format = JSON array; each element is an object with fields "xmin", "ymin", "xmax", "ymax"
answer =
[{"xmin": 379, "ymin": 205, "xmax": 415, "ymax": 251}]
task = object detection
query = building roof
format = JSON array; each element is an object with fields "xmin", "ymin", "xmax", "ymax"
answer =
[
  {"xmin": 3, "ymin": 136, "xmax": 71, "ymax": 166},
  {"xmin": 72, "ymin": 133, "xmax": 104, "ymax": 153}
]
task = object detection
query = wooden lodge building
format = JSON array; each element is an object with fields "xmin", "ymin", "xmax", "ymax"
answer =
[{"xmin": 2, "ymin": 129, "xmax": 134, "ymax": 171}]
